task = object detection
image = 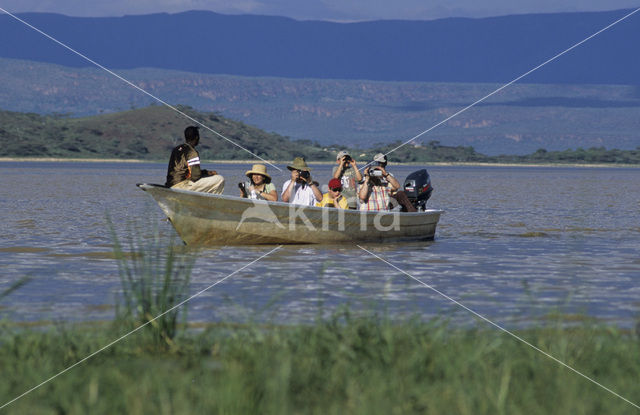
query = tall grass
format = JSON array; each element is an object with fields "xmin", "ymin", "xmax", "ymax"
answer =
[
  {"xmin": 1, "ymin": 312, "xmax": 639, "ymax": 414},
  {"xmin": 109, "ymin": 217, "xmax": 195, "ymax": 347}
]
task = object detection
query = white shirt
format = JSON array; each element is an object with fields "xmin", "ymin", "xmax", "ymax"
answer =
[{"xmin": 282, "ymin": 180, "xmax": 317, "ymax": 206}]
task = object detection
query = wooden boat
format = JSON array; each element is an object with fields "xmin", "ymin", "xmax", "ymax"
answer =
[{"xmin": 138, "ymin": 183, "xmax": 443, "ymax": 245}]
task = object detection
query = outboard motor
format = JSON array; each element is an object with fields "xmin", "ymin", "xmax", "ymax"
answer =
[{"xmin": 403, "ymin": 169, "xmax": 433, "ymax": 211}]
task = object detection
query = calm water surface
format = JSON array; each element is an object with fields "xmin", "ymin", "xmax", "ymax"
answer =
[{"xmin": 1, "ymin": 161, "xmax": 639, "ymax": 327}]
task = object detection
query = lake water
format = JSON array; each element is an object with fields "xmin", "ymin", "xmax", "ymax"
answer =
[{"xmin": 1, "ymin": 161, "xmax": 639, "ymax": 328}]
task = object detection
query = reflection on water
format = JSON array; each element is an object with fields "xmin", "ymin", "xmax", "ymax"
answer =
[{"xmin": 0, "ymin": 161, "xmax": 639, "ymax": 327}]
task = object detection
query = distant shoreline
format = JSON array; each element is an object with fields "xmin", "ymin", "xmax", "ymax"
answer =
[{"xmin": 1, "ymin": 157, "xmax": 638, "ymax": 168}]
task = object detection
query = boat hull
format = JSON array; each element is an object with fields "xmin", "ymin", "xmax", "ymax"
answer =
[{"xmin": 138, "ymin": 184, "xmax": 442, "ymax": 245}]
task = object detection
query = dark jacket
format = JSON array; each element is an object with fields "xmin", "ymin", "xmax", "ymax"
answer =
[{"xmin": 165, "ymin": 143, "xmax": 208, "ymax": 187}]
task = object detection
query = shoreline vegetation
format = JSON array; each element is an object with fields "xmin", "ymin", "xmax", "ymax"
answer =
[
  {"xmin": 1, "ymin": 316, "xmax": 639, "ymax": 414},
  {"xmin": 1, "ymin": 105, "xmax": 639, "ymax": 165}
]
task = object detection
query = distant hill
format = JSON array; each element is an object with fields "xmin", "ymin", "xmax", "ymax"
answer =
[
  {"xmin": 1, "ymin": 10, "xmax": 639, "ymax": 85},
  {"xmin": 1, "ymin": 58, "xmax": 640, "ymax": 155},
  {"xmin": 1, "ymin": 106, "xmax": 638, "ymax": 165},
  {"xmin": 0, "ymin": 105, "xmax": 490, "ymax": 162},
  {"xmin": 0, "ymin": 106, "xmax": 333, "ymax": 161}
]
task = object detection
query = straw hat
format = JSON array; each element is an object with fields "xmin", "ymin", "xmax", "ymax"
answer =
[
  {"xmin": 287, "ymin": 157, "xmax": 311, "ymax": 172},
  {"xmin": 245, "ymin": 164, "xmax": 271, "ymax": 181}
]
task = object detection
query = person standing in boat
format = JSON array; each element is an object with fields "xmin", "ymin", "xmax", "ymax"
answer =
[
  {"xmin": 281, "ymin": 157, "xmax": 322, "ymax": 206},
  {"xmin": 316, "ymin": 178, "xmax": 349, "ymax": 209},
  {"xmin": 332, "ymin": 150, "xmax": 363, "ymax": 209},
  {"xmin": 239, "ymin": 164, "xmax": 278, "ymax": 201},
  {"xmin": 359, "ymin": 153, "xmax": 416, "ymax": 212},
  {"xmin": 165, "ymin": 126, "xmax": 225, "ymax": 194}
]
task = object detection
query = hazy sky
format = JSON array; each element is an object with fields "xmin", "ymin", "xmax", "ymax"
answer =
[{"xmin": 2, "ymin": 0, "xmax": 639, "ymax": 21}]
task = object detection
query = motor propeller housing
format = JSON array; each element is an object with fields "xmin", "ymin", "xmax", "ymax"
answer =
[{"xmin": 402, "ymin": 169, "xmax": 433, "ymax": 211}]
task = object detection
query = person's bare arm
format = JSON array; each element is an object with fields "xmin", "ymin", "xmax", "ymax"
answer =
[
  {"xmin": 351, "ymin": 159, "xmax": 363, "ymax": 182},
  {"xmin": 307, "ymin": 178, "xmax": 323, "ymax": 202},
  {"xmin": 333, "ymin": 159, "xmax": 346, "ymax": 179},
  {"xmin": 281, "ymin": 181, "xmax": 295, "ymax": 202},
  {"xmin": 382, "ymin": 167, "xmax": 400, "ymax": 191},
  {"xmin": 261, "ymin": 188, "xmax": 278, "ymax": 202},
  {"xmin": 359, "ymin": 169, "xmax": 372, "ymax": 203},
  {"xmin": 281, "ymin": 171, "xmax": 298, "ymax": 202}
]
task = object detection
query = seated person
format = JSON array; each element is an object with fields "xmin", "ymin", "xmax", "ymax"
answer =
[
  {"xmin": 316, "ymin": 178, "xmax": 349, "ymax": 209},
  {"xmin": 165, "ymin": 126, "xmax": 225, "ymax": 194},
  {"xmin": 239, "ymin": 164, "xmax": 278, "ymax": 201},
  {"xmin": 281, "ymin": 157, "xmax": 323, "ymax": 206},
  {"xmin": 359, "ymin": 153, "xmax": 416, "ymax": 212}
]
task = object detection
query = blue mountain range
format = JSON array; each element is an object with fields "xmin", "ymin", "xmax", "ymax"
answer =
[{"xmin": 1, "ymin": 9, "xmax": 639, "ymax": 84}]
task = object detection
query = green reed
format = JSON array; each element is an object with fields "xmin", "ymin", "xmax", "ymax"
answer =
[
  {"xmin": 1, "ymin": 311, "xmax": 639, "ymax": 415},
  {"xmin": 109, "ymin": 217, "xmax": 195, "ymax": 347},
  {"xmin": 0, "ymin": 276, "xmax": 31, "ymax": 304}
]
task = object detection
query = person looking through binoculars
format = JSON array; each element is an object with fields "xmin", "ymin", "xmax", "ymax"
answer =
[
  {"xmin": 281, "ymin": 157, "xmax": 322, "ymax": 206},
  {"xmin": 332, "ymin": 150, "xmax": 363, "ymax": 209}
]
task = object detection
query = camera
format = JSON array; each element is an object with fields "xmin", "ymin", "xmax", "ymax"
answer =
[
  {"xmin": 299, "ymin": 170, "xmax": 310, "ymax": 180},
  {"xmin": 343, "ymin": 155, "xmax": 352, "ymax": 163},
  {"xmin": 370, "ymin": 168, "xmax": 384, "ymax": 177},
  {"xmin": 238, "ymin": 182, "xmax": 248, "ymax": 198}
]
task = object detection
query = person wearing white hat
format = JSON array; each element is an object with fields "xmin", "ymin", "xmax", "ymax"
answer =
[
  {"xmin": 359, "ymin": 153, "xmax": 417, "ymax": 212},
  {"xmin": 332, "ymin": 150, "xmax": 363, "ymax": 209},
  {"xmin": 239, "ymin": 164, "xmax": 278, "ymax": 201},
  {"xmin": 373, "ymin": 153, "xmax": 388, "ymax": 164},
  {"xmin": 359, "ymin": 153, "xmax": 401, "ymax": 211}
]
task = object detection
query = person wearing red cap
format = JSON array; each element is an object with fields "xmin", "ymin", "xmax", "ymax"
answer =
[{"xmin": 316, "ymin": 178, "xmax": 349, "ymax": 209}]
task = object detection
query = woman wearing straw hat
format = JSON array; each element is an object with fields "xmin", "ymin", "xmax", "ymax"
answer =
[
  {"xmin": 239, "ymin": 164, "xmax": 278, "ymax": 201},
  {"xmin": 281, "ymin": 157, "xmax": 322, "ymax": 206}
]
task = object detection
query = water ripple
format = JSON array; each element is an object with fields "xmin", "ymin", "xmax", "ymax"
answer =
[{"xmin": 1, "ymin": 163, "xmax": 639, "ymax": 327}]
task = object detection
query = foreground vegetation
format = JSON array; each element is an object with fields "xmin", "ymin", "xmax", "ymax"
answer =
[
  {"xmin": 1, "ymin": 106, "xmax": 639, "ymax": 164},
  {"xmin": 1, "ymin": 315, "xmax": 639, "ymax": 414}
]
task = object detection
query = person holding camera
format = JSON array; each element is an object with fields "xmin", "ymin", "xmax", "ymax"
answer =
[
  {"xmin": 358, "ymin": 153, "xmax": 401, "ymax": 211},
  {"xmin": 281, "ymin": 157, "xmax": 323, "ymax": 206},
  {"xmin": 332, "ymin": 150, "xmax": 363, "ymax": 209},
  {"xmin": 359, "ymin": 153, "xmax": 418, "ymax": 212},
  {"xmin": 238, "ymin": 164, "xmax": 278, "ymax": 201}
]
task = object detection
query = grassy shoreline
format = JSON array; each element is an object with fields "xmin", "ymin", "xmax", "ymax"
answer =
[
  {"xmin": 1, "ymin": 315, "xmax": 639, "ymax": 414},
  {"xmin": 1, "ymin": 157, "xmax": 639, "ymax": 168}
]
